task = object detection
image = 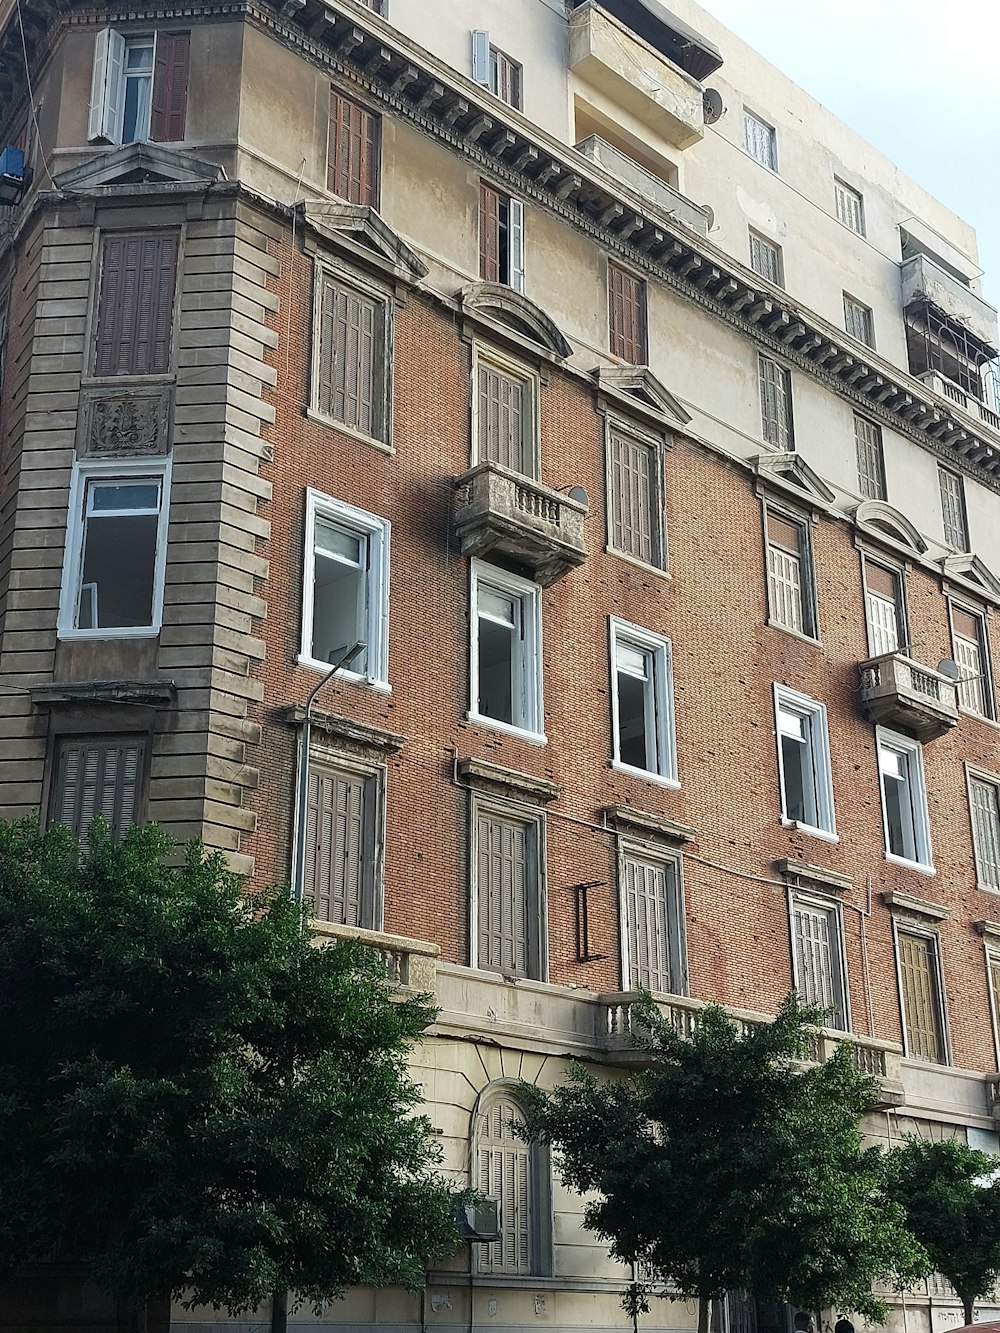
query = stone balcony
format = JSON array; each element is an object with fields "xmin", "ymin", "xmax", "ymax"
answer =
[
  {"xmin": 599, "ymin": 991, "xmax": 906, "ymax": 1107},
  {"xmin": 858, "ymin": 652, "xmax": 959, "ymax": 742},
  {"xmin": 568, "ymin": 1, "xmax": 705, "ymax": 149},
  {"xmin": 311, "ymin": 920, "xmax": 439, "ymax": 993},
  {"xmin": 574, "ymin": 135, "xmax": 711, "ymax": 236},
  {"xmin": 902, "ymin": 252, "xmax": 999, "ymax": 357},
  {"xmin": 453, "ymin": 461, "xmax": 588, "ymax": 586}
]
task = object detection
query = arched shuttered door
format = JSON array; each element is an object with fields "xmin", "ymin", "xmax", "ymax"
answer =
[{"xmin": 475, "ymin": 1094, "xmax": 537, "ymax": 1276}]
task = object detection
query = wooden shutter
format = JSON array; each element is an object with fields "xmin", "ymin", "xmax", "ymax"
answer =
[
  {"xmin": 953, "ymin": 608, "xmax": 988, "ymax": 715},
  {"xmin": 750, "ymin": 232, "xmax": 781, "ymax": 285},
  {"xmin": 971, "ymin": 778, "xmax": 1000, "ymax": 889},
  {"xmin": 479, "ymin": 182, "xmax": 502, "ymax": 283},
  {"xmin": 477, "ymin": 812, "xmax": 531, "ymax": 976},
  {"xmin": 471, "ymin": 30, "xmax": 491, "ymax": 85},
  {"xmin": 765, "ymin": 514, "xmax": 804, "ymax": 632},
  {"xmin": 52, "ymin": 736, "xmax": 144, "ymax": 841},
  {"xmin": 854, "ymin": 416, "xmax": 885, "ymax": 499},
  {"xmin": 864, "ymin": 564, "xmax": 901, "ymax": 656},
  {"xmin": 328, "ymin": 91, "xmax": 380, "ymax": 207},
  {"xmin": 898, "ymin": 932, "xmax": 944, "ymax": 1062},
  {"xmin": 608, "ymin": 262, "xmax": 646, "ymax": 363},
  {"xmin": 150, "ymin": 33, "xmax": 190, "ymax": 143},
  {"xmin": 476, "ymin": 1096, "xmax": 532, "ymax": 1276},
  {"xmin": 609, "ymin": 430, "xmax": 657, "ymax": 564},
  {"xmin": 318, "ymin": 276, "xmax": 379, "ymax": 438},
  {"xmin": 792, "ymin": 901, "xmax": 841, "ymax": 1022},
  {"xmin": 759, "ymin": 355, "xmax": 793, "ymax": 449},
  {"xmin": 304, "ymin": 765, "xmax": 370, "ymax": 927},
  {"xmin": 507, "ymin": 198, "xmax": 525, "ymax": 292},
  {"xmin": 89, "ymin": 28, "xmax": 126, "ymax": 142},
  {"xmin": 95, "ymin": 231, "xmax": 178, "ymax": 377},
  {"xmin": 477, "ymin": 363, "xmax": 526, "ymax": 473},
  {"xmin": 939, "ymin": 467, "xmax": 968, "ymax": 549},
  {"xmin": 624, "ymin": 854, "xmax": 675, "ymax": 993}
]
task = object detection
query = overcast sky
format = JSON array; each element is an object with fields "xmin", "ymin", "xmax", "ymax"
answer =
[{"xmin": 703, "ymin": 0, "xmax": 1000, "ymax": 311}]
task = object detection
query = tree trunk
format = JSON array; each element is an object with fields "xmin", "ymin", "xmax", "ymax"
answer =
[
  {"xmin": 962, "ymin": 1294, "xmax": 975, "ymax": 1327},
  {"xmin": 271, "ymin": 1289, "xmax": 288, "ymax": 1333},
  {"xmin": 698, "ymin": 1295, "xmax": 711, "ymax": 1333}
]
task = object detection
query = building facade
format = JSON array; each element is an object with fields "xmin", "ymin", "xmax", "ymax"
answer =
[{"xmin": 1, "ymin": 0, "xmax": 1000, "ymax": 1329}]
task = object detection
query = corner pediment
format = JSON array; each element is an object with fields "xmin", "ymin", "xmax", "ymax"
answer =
[
  {"xmin": 942, "ymin": 552, "xmax": 1000, "ymax": 602},
  {"xmin": 854, "ymin": 500, "xmax": 927, "ymax": 556},
  {"xmin": 54, "ymin": 142, "xmax": 225, "ymax": 190},
  {"xmin": 301, "ymin": 201, "xmax": 428, "ymax": 282},
  {"xmin": 753, "ymin": 452, "xmax": 835, "ymax": 506},
  {"xmin": 460, "ymin": 283, "xmax": 572, "ymax": 360},
  {"xmin": 593, "ymin": 365, "xmax": 691, "ymax": 428}
]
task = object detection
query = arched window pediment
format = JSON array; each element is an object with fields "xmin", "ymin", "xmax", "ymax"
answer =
[
  {"xmin": 460, "ymin": 283, "xmax": 572, "ymax": 360},
  {"xmin": 854, "ymin": 501, "xmax": 927, "ymax": 555}
]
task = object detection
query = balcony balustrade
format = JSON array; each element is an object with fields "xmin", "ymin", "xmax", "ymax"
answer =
[{"xmin": 858, "ymin": 652, "xmax": 958, "ymax": 741}]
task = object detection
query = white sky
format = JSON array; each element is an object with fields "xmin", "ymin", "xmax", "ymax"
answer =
[{"xmin": 702, "ymin": 0, "xmax": 1000, "ymax": 309}]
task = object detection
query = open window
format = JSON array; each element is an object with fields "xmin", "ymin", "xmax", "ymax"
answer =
[
  {"xmin": 610, "ymin": 618, "xmax": 677, "ymax": 784},
  {"xmin": 773, "ymin": 685, "xmax": 835, "ymax": 838},
  {"xmin": 470, "ymin": 561, "xmax": 543, "ymax": 739},
  {"xmin": 877, "ymin": 728, "xmax": 933, "ymax": 871},
  {"xmin": 89, "ymin": 29, "xmax": 190, "ymax": 145},
  {"xmin": 480, "ymin": 182, "xmax": 525, "ymax": 293}
]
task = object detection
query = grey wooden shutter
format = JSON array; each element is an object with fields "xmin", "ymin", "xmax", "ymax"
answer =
[
  {"xmin": 328, "ymin": 91, "xmax": 380, "ymax": 207},
  {"xmin": 939, "ymin": 467, "xmax": 968, "ymax": 549},
  {"xmin": 624, "ymin": 854, "xmax": 673, "ymax": 993},
  {"xmin": 89, "ymin": 28, "xmax": 125, "ymax": 143},
  {"xmin": 898, "ymin": 932, "xmax": 944, "ymax": 1062},
  {"xmin": 759, "ymin": 355, "xmax": 793, "ymax": 449},
  {"xmin": 318, "ymin": 277, "xmax": 379, "ymax": 438},
  {"xmin": 477, "ymin": 364, "xmax": 525, "ymax": 473},
  {"xmin": 854, "ymin": 416, "xmax": 885, "ymax": 500},
  {"xmin": 971, "ymin": 778, "xmax": 1000, "ymax": 889},
  {"xmin": 305, "ymin": 766, "xmax": 370, "ymax": 926},
  {"xmin": 150, "ymin": 32, "xmax": 190, "ymax": 143},
  {"xmin": 476, "ymin": 1096, "xmax": 532, "ymax": 1275},
  {"xmin": 471, "ymin": 30, "xmax": 491, "ymax": 85},
  {"xmin": 609, "ymin": 430, "xmax": 656, "ymax": 564},
  {"xmin": 477, "ymin": 812, "xmax": 530, "ymax": 976},
  {"xmin": 52, "ymin": 736, "xmax": 144, "ymax": 841},
  {"xmin": 508, "ymin": 198, "xmax": 525, "ymax": 293},
  {"xmin": 765, "ymin": 513, "xmax": 804, "ymax": 633},
  {"xmin": 95, "ymin": 231, "xmax": 178, "ymax": 377},
  {"xmin": 479, "ymin": 182, "xmax": 501, "ymax": 283},
  {"xmin": 792, "ymin": 901, "xmax": 837, "ymax": 1015}
]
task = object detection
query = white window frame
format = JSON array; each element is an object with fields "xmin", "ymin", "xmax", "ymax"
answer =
[
  {"xmin": 892, "ymin": 921, "xmax": 949, "ymax": 1065},
  {"xmin": 862, "ymin": 554, "xmax": 907, "ymax": 659},
  {"xmin": 89, "ymin": 28, "xmax": 159, "ymax": 146},
  {"xmin": 985, "ymin": 938, "xmax": 1000, "ymax": 1070},
  {"xmin": 609, "ymin": 617, "xmax": 678, "ymax": 787},
  {"xmin": 469, "ymin": 796, "xmax": 547, "ymax": 980},
  {"xmin": 773, "ymin": 685, "xmax": 836, "ymax": 839},
  {"xmin": 309, "ymin": 258, "xmax": 393, "ymax": 448},
  {"xmin": 763, "ymin": 503, "xmax": 817, "ymax": 640},
  {"xmin": 949, "ymin": 600, "xmax": 995, "ymax": 720},
  {"xmin": 618, "ymin": 838, "xmax": 687, "ymax": 995},
  {"xmin": 834, "ymin": 179, "xmax": 865, "ymax": 235},
  {"xmin": 966, "ymin": 765, "xmax": 1000, "ymax": 893},
  {"xmin": 57, "ymin": 457, "xmax": 171, "ymax": 640},
  {"xmin": 299, "ymin": 488, "xmax": 391, "ymax": 690},
  {"xmin": 876, "ymin": 727, "xmax": 934, "ymax": 872},
  {"xmin": 471, "ymin": 344, "xmax": 539, "ymax": 478},
  {"xmin": 788, "ymin": 889, "xmax": 849, "ymax": 1032},
  {"xmin": 743, "ymin": 108, "xmax": 777, "ymax": 171},
  {"xmin": 469, "ymin": 560, "xmax": 544, "ymax": 742}
]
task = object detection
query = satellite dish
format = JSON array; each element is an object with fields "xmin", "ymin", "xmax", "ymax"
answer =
[
  {"xmin": 937, "ymin": 658, "xmax": 962, "ymax": 680},
  {"xmin": 568, "ymin": 485, "xmax": 590, "ymax": 511},
  {"xmin": 701, "ymin": 204, "xmax": 715, "ymax": 231},
  {"xmin": 703, "ymin": 88, "xmax": 725, "ymax": 125}
]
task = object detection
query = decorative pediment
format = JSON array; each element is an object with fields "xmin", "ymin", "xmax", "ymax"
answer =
[
  {"xmin": 459, "ymin": 283, "xmax": 572, "ymax": 360},
  {"xmin": 753, "ymin": 452, "xmax": 835, "ymax": 506},
  {"xmin": 593, "ymin": 365, "xmax": 691, "ymax": 428},
  {"xmin": 301, "ymin": 201, "xmax": 428, "ymax": 282},
  {"xmin": 853, "ymin": 501, "xmax": 927, "ymax": 556},
  {"xmin": 54, "ymin": 142, "xmax": 225, "ymax": 190},
  {"xmin": 942, "ymin": 552, "xmax": 1000, "ymax": 601}
]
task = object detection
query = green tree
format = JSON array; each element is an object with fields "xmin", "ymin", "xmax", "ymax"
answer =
[
  {"xmin": 0, "ymin": 817, "xmax": 462, "ymax": 1317},
  {"xmin": 521, "ymin": 994, "xmax": 924, "ymax": 1333},
  {"xmin": 889, "ymin": 1137, "xmax": 1000, "ymax": 1325}
]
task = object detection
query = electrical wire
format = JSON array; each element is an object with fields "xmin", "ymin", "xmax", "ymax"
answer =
[{"xmin": 13, "ymin": 0, "xmax": 56, "ymax": 189}]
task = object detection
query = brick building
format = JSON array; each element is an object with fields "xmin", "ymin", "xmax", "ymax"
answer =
[{"xmin": 1, "ymin": 0, "xmax": 1000, "ymax": 1329}]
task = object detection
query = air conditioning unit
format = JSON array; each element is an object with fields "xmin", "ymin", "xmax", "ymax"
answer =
[
  {"xmin": 0, "ymin": 147, "xmax": 31, "ymax": 206},
  {"xmin": 459, "ymin": 1198, "xmax": 501, "ymax": 1242}
]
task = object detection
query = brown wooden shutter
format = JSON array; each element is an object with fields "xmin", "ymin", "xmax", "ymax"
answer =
[
  {"xmin": 150, "ymin": 33, "xmax": 190, "ymax": 142},
  {"xmin": 95, "ymin": 231, "xmax": 178, "ymax": 376},
  {"xmin": 328, "ymin": 91, "xmax": 380, "ymax": 207},
  {"xmin": 477, "ymin": 364, "xmax": 525, "ymax": 473},
  {"xmin": 480, "ymin": 182, "xmax": 502, "ymax": 282},
  {"xmin": 305, "ymin": 766, "xmax": 370, "ymax": 926},
  {"xmin": 318, "ymin": 277, "xmax": 379, "ymax": 438},
  {"xmin": 478, "ymin": 812, "xmax": 530, "ymax": 976},
  {"xmin": 608, "ymin": 261, "xmax": 646, "ymax": 363},
  {"xmin": 52, "ymin": 736, "xmax": 145, "ymax": 841},
  {"xmin": 898, "ymin": 932, "xmax": 944, "ymax": 1062}
]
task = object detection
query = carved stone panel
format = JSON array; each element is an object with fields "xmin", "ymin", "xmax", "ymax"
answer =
[{"xmin": 78, "ymin": 385, "xmax": 172, "ymax": 458}]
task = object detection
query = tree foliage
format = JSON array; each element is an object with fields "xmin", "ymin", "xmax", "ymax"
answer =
[
  {"xmin": 521, "ymin": 994, "xmax": 924, "ymax": 1329},
  {"xmin": 889, "ymin": 1137, "xmax": 1000, "ymax": 1325},
  {"xmin": 0, "ymin": 818, "xmax": 462, "ymax": 1313}
]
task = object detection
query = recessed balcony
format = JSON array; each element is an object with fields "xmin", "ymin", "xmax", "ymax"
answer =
[
  {"xmin": 858, "ymin": 652, "xmax": 958, "ymax": 741},
  {"xmin": 902, "ymin": 252, "xmax": 999, "ymax": 358},
  {"xmin": 575, "ymin": 135, "xmax": 710, "ymax": 235},
  {"xmin": 453, "ymin": 462, "xmax": 588, "ymax": 586},
  {"xmin": 569, "ymin": 1, "xmax": 706, "ymax": 149}
]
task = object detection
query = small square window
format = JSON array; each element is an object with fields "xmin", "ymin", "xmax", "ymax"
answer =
[
  {"xmin": 834, "ymin": 179, "xmax": 865, "ymax": 235},
  {"xmin": 854, "ymin": 416, "xmax": 886, "ymax": 501},
  {"xmin": 312, "ymin": 262, "xmax": 391, "ymax": 445},
  {"xmin": 844, "ymin": 294, "xmax": 875, "ymax": 348},
  {"xmin": 863, "ymin": 558, "xmax": 906, "ymax": 658},
  {"xmin": 473, "ymin": 348, "xmax": 537, "ymax": 477},
  {"xmin": 620, "ymin": 845, "xmax": 686, "ymax": 994},
  {"xmin": 610, "ymin": 618, "xmax": 677, "ymax": 784},
  {"xmin": 877, "ymin": 728, "xmax": 933, "ymax": 870},
  {"xmin": 302, "ymin": 756, "xmax": 382, "ymax": 927},
  {"xmin": 951, "ymin": 604, "xmax": 994, "ymax": 719},
  {"xmin": 328, "ymin": 89, "xmax": 380, "ymax": 207},
  {"xmin": 470, "ymin": 561, "xmax": 543, "ymax": 739},
  {"xmin": 480, "ymin": 182, "xmax": 525, "ymax": 292},
  {"xmin": 758, "ymin": 354, "xmax": 794, "ymax": 450},
  {"xmin": 749, "ymin": 230, "xmax": 783, "ymax": 287},
  {"xmin": 301, "ymin": 489, "xmax": 390, "ymax": 688},
  {"xmin": 938, "ymin": 466, "xmax": 969, "ymax": 550},
  {"xmin": 764, "ymin": 508, "xmax": 816, "ymax": 638},
  {"xmin": 473, "ymin": 800, "xmax": 544, "ymax": 978},
  {"xmin": 969, "ymin": 769, "xmax": 1000, "ymax": 891},
  {"xmin": 896, "ymin": 927, "xmax": 947, "ymax": 1063},
  {"xmin": 606, "ymin": 423, "xmax": 664, "ymax": 568},
  {"xmin": 743, "ymin": 109, "xmax": 777, "ymax": 171},
  {"xmin": 773, "ymin": 685, "xmax": 835, "ymax": 837},
  {"xmin": 789, "ymin": 891, "xmax": 848, "ymax": 1030},
  {"xmin": 608, "ymin": 261, "xmax": 647, "ymax": 364},
  {"xmin": 49, "ymin": 734, "xmax": 147, "ymax": 841},
  {"xmin": 58, "ymin": 462, "xmax": 170, "ymax": 638}
]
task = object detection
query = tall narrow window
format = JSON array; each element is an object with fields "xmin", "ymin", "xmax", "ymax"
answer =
[
  {"xmin": 758, "ymin": 354, "xmax": 793, "ymax": 450},
  {"xmin": 474, "ymin": 807, "xmax": 543, "ymax": 979},
  {"xmin": 50, "ymin": 735, "xmax": 147, "ymax": 841},
  {"xmin": 606, "ymin": 426, "xmax": 662, "ymax": 568},
  {"xmin": 743, "ymin": 109, "xmax": 777, "ymax": 170},
  {"xmin": 952, "ymin": 606, "xmax": 993, "ymax": 718},
  {"xmin": 969, "ymin": 771, "xmax": 1000, "ymax": 891},
  {"xmin": 877, "ymin": 729, "xmax": 932, "ymax": 869},
  {"xmin": 94, "ymin": 231, "xmax": 178, "ymax": 377},
  {"xmin": 844, "ymin": 294, "xmax": 875, "ymax": 348},
  {"xmin": 897, "ymin": 929, "xmax": 946, "ymax": 1063},
  {"xmin": 471, "ymin": 562, "xmax": 543, "ymax": 738},
  {"xmin": 328, "ymin": 90, "xmax": 380, "ymax": 207},
  {"xmin": 479, "ymin": 183, "xmax": 525, "ymax": 292},
  {"xmin": 939, "ymin": 466, "xmax": 969, "ymax": 550},
  {"xmin": 89, "ymin": 29, "xmax": 190, "ymax": 145},
  {"xmin": 474, "ymin": 1094, "xmax": 545, "ymax": 1275},
  {"xmin": 608, "ymin": 262, "xmax": 647, "ymax": 364},
  {"xmin": 834, "ymin": 179, "xmax": 865, "ymax": 235},
  {"xmin": 790, "ymin": 893, "xmax": 848, "ymax": 1030},
  {"xmin": 610, "ymin": 619, "xmax": 676, "ymax": 783},
  {"xmin": 475, "ymin": 352, "xmax": 534, "ymax": 476},
  {"xmin": 620, "ymin": 849, "xmax": 685, "ymax": 994},
  {"xmin": 863, "ymin": 560, "xmax": 905, "ymax": 657},
  {"xmin": 854, "ymin": 416, "xmax": 886, "ymax": 500},
  {"xmin": 749, "ymin": 230, "xmax": 783, "ymax": 286},
  {"xmin": 313, "ymin": 266, "xmax": 390, "ymax": 443},
  {"xmin": 764, "ymin": 510, "xmax": 814, "ymax": 637},
  {"xmin": 774, "ymin": 686, "xmax": 835, "ymax": 836},
  {"xmin": 303, "ymin": 760, "xmax": 380, "ymax": 928},
  {"xmin": 472, "ymin": 32, "xmax": 522, "ymax": 109}
]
